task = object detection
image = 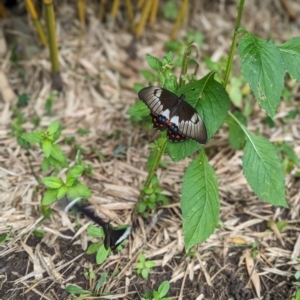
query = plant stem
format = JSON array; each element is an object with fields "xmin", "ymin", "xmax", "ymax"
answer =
[
  {"xmin": 134, "ymin": 48, "xmax": 195, "ymax": 218},
  {"xmin": 44, "ymin": 0, "xmax": 59, "ymax": 75},
  {"xmin": 223, "ymin": 0, "xmax": 245, "ymax": 87},
  {"xmin": 143, "ymin": 140, "xmax": 166, "ymax": 196}
]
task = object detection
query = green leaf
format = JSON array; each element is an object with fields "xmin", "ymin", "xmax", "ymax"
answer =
[
  {"xmin": 165, "ymin": 139, "xmax": 201, "ymax": 162},
  {"xmin": 242, "ymin": 132, "xmax": 287, "ymax": 207},
  {"xmin": 65, "ymin": 284, "xmax": 90, "ymax": 295},
  {"xmin": 41, "ymin": 205, "xmax": 52, "ymax": 217},
  {"xmin": 163, "ymin": 1, "xmax": 178, "ymax": 20},
  {"xmin": 146, "ymin": 54, "xmax": 162, "ymax": 71},
  {"xmin": 42, "ymin": 188, "xmax": 59, "ymax": 205},
  {"xmin": 22, "ymin": 132, "xmax": 43, "ymax": 144},
  {"xmin": 66, "ymin": 176, "xmax": 76, "ymax": 187},
  {"xmin": 50, "ymin": 144, "xmax": 65, "ymax": 163},
  {"xmin": 67, "ymin": 165, "xmax": 84, "ymax": 181},
  {"xmin": 278, "ymin": 37, "xmax": 300, "ymax": 80},
  {"xmin": 141, "ymin": 268, "xmax": 149, "ymax": 279},
  {"xmin": 140, "ymin": 70, "xmax": 155, "ymax": 82},
  {"xmin": 67, "ymin": 183, "xmax": 91, "ymax": 200},
  {"xmin": 47, "ymin": 120, "xmax": 59, "ymax": 135},
  {"xmin": 17, "ymin": 93, "xmax": 30, "ymax": 106},
  {"xmin": 41, "ymin": 177, "xmax": 63, "ymax": 189},
  {"xmin": 57, "ymin": 186, "xmax": 68, "ymax": 199},
  {"xmin": 87, "ymin": 242, "xmax": 101, "ymax": 254},
  {"xmin": 158, "ymin": 281, "xmax": 170, "ymax": 297},
  {"xmin": 238, "ymin": 34, "xmax": 284, "ymax": 117},
  {"xmin": 281, "ymin": 142, "xmax": 300, "ymax": 166},
  {"xmin": 87, "ymin": 225, "xmax": 104, "ymax": 238},
  {"xmin": 0, "ymin": 233, "xmax": 8, "ymax": 245},
  {"xmin": 162, "ymin": 52, "xmax": 173, "ymax": 64},
  {"xmin": 163, "ymin": 74, "xmax": 178, "ymax": 92},
  {"xmin": 133, "ymin": 83, "xmax": 145, "ymax": 93},
  {"xmin": 127, "ymin": 101, "xmax": 150, "ymax": 121},
  {"xmin": 41, "ymin": 158, "xmax": 50, "ymax": 171},
  {"xmin": 145, "ymin": 261, "xmax": 155, "ymax": 268},
  {"xmin": 139, "ymin": 253, "xmax": 145, "ymax": 262},
  {"xmin": 181, "ymin": 150, "xmax": 220, "ymax": 250},
  {"xmin": 228, "ymin": 77, "xmax": 243, "ymax": 108},
  {"xmin": 96, "ymin": 245, "xmax": 110, "ymax": 264},
  {"xmin": 42, "ymin": 139, "xmax": 52, "ymax": 158},
  {"xmin": 33, "ymin": 230, "xmax": 44, "ymax": 238},
  {"xmin": 95, "ymin": 272, "xmax": 108, "ymax": 291},
  {"xmin": 226, "ymin": 111, "xmax": 247, "ymax": 150}
]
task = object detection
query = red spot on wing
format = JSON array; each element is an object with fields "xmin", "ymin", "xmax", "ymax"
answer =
[{"xmin": 165, "ymin": 120, "xmax": 172, "ymax": 127}]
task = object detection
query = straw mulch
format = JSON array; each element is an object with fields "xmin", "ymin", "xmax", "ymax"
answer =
[{"xmin": 1, "ymin": 1, "xmax": 300, "ymax": 299}]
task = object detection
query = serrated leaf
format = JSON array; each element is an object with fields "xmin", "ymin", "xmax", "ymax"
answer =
[
  {"xmin": 42, "ymin": 139, "xmax": 52, "ymax": 157},
  {"xmin": 21, "ymin": 132, "xmax": 43, "ymax": 144},
  {"xmin": 41, "ymin": 176, "xmax": 63, "ymax": 188},
  {"xmin": 281, "ymin": 142, "xmax": 300, "ymax": 166},
  {"xmin": 47, "ymin": 120, "xmax": 59, "ymax": 135},
  {"xmin": 96, "ymin": 245, "xmax": 109, "ymax": 264},
  {"xmin": 242, "ymin": 132, "xmax": 287, "ymax": 207},
  {"xmin": 278, "ymin": 37, "xmax": 300, "ymax": 80},
  {"xmin": 165, "ymin": 139, "xmax": 201, "ymax": 162},
  {"xmin": 50, "ymin": 144, "xmax": 65, "ymax": 162},
  {"xmin": 41, "ymin": 158, "xmax": 50, "ymax": 171},
  {"xmin": 66, "ymin": 176, "xmax": 76, "ymax": 187},
  {"xmin": 133, "ymin": 83, "xmax": 145, "ymax": 93},
  {"xmin": 181, "ymin": 150, "xmax": 220, "ymax": 250},
  {"xmin": 42, "ymin": 189, "xmax": 59, "ymax": 205},
  {"xmin": 226, "ymin": 111, "xmax": 247, "ymax": 150},
  {"xmin": 57, "ymin": 186, "xmax": 68, "ymax": 199},
  {"xmin": 163, "ymin": 74, "xmax": 178, "ymax": 92},
  {"xmin": 140, "ymin": 70, "xmax": 155, "ymax": 82},
  {"xmin": 67, "ymin": 183, "xmax": 91, "ymax": 200},
  {"xmin": 67, "ymin": 165, "xmax": 84, "ymax": 180},
  {"xmin": 127, "ymin": 101, "xmax": 150, "ymax": 121},
  {"xmin": 238, "ymin": 34, "xmax": 284, "ymax": 117},
  {"xmin": 146, "ymin": 54, "xmax": 162, "ymax": 71}
]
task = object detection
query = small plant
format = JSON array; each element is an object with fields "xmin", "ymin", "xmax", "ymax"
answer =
[
  {"xmin": 137, "ymin": 175, "xmax": 168, "ymax": 218},
  {"xmin": 22, "ymin": 120, "xmax": 68, "ymax": 172},
  {"xmin": 142, "ymin": 281, "xmax": 171, "ymax": 300},
  {"xmin": 135, "ymin": 253, "xmax": 156, "ymax": 279},
  {"xmin": 128, "ymin": 0, "xmax": 299, "ymax": 251},
  {"xmin": 86, "ymin": 225, "xmax": 112, "ymax": 265},
  {"xmin": 22, "ymin": 121, "xmax": 91, "ymax": 206},
  {"xmin": 66, "ymin": 272, "xmax": 109, "ymax": 299}
]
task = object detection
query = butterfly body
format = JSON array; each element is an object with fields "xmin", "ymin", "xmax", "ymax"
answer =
[{"xmin": 138, "ymin": 87, "xmax": 207, "ymax": 144}]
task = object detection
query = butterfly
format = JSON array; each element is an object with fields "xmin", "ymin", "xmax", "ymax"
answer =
[
  {"xmin": 138, "ymin": 86, "xmax": 207, "ymax": 144},
  {"xmin": 74, "ymin": 204, "xmax": 131, "ymax": 250}
]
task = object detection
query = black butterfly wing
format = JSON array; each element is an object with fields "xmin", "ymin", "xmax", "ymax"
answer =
[
  {"xmin": 138, "ymin": 86, "xmax": 207, "ymax": 144},
  {"xmin": 175, "ymin": 101, "xmax": 207, "ymax": 144},
  {"xmin": 103, "ymin": 224, "xmax": 132, "ymax": 250},
  {"xmin": 138, "ymin": 87, "xmax": 179, "ymax": 118}
]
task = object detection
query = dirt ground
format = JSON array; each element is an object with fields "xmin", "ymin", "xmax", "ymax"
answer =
[{"xmin": 1, "ymin": 1, "xmax": 300, "ymax": 299}]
